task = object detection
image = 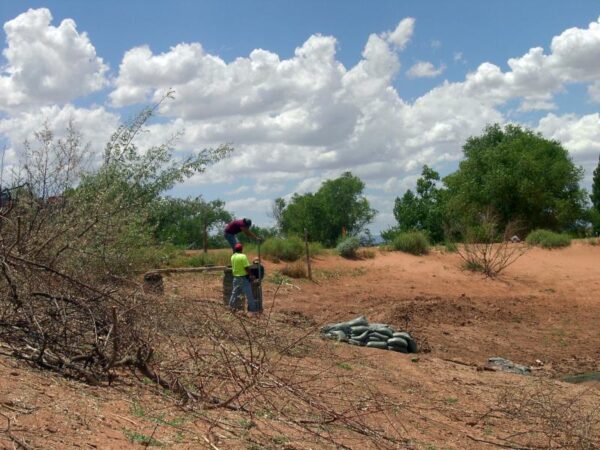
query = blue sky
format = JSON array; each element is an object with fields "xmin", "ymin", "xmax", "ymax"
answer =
[{"xmin": 1, "ymin": 1, "xmax": 599, "ymax": 232}]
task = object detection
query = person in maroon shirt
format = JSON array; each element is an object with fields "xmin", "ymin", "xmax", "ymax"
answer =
[{"xmin": 224, "ymin": 218, "xmax": 261, "ymax": 250}]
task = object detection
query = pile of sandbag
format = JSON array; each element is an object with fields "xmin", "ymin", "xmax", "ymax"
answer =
[{"xmin": 321, "ymin": 316, "xmax": 417, "ymax": 353}]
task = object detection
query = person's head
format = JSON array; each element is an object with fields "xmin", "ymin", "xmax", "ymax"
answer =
[
  {"xmin": 234, "ymin": 243, "xmax": 243, "ymax": 253},
  {"xmin": 243, "ymin": 218, "xmax": 252, "ymax": 228}
]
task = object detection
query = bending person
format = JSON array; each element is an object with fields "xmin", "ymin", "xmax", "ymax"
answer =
[{"xmin": 224, "ymin": 218, "xmax": 261, "ymax": 251}]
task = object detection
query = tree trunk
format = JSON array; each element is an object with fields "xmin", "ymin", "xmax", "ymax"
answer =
[{"xmin": 203, "ymin": 226, "xmax": 208, "ymax": 253}]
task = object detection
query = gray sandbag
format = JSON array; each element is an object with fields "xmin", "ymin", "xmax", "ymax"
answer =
[
  {"xmin": 388, "ymin": 346, "xmax": 408, "ymax": 353},
  {"xmin": 351, "ymin": 330, "xmax": 370, "ymax": 342},
  {"xmin": 393, "ymin": 331, "xmax": 412, "ymax": 339},
  {"xmin": 328, "ymin": 330, "xmax": 348, "ymax": 342},
  {"xmin": 350, "ymin": 325, "xmax": 370, "ymax": 334},
  {"xmin": 321, "ymin": 323, "xmax": 346, "ymax": 334},
  {"xmin": 366, "ymin": 341, "xmax": 388, "ymax": 349},
  {"xmin": 369, "ymin": 332, "xmax": 390, "ymax": 341},
  {"xmin": 368, "ymin": 335, "xmax": 384, "ymax": 342},
  {"xmin": 346, "ymin": 316, "xmax": 369, "ymax": 327},
  {"xmin": 348, "ymin": 339, "xmax": 364, "ymax": 346},
  {"xmin": 392, "ymin": 332, "xmax": 418, "ymax": 353},
  {"xmin": 368, "ymin": 325, "xmax": 394, "ymax": 337},
  {"xmin": 387, "ymin": 337, "xmax": 408, "ymax": 348}
]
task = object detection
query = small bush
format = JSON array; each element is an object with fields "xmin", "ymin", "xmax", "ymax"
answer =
[
  {"xmin": 308, "ymin": 241, "xmax": 324, "ymax": 256},
  {"xmin": 336, "ymin": 237, "xmax": 360, "ymax": 258},
  {"xmin": 526, "ymin": 229, "xmax": 571, "ymax": 248},
  {"xmin": 356, "ymin": 248, "xmax": 376, "ymax": 259},
  {"xmin": 281, "ymin": 261, "xmax": 307, "ymax": 278},
  {"xmin": 443, "ymin": 241, "xmax": 458, "ymax": 253},
  {"xmin": 261, "ymin": 236, "xmax": 304, "ymax": 262},
  {"xmin": 392, "ymin": 231, "xmax": 430, "ymax": 255}
]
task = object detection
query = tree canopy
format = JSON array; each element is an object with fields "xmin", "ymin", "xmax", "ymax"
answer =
[
  {"xmin": 443, "ymin": 124, "xmax": 586, "ymax": 233},
  {"xmin": 149, "ymin": 196, "xmax": 232, "ymax": 251},
  {"xmin": 393, "ymin": 165, "xmax": 446, "ymax": 243},
  {"xmin": 280, "ymin": 172, "xmax": 376, "ymax": 246}
]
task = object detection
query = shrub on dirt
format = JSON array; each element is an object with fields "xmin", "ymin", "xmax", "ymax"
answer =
[
  {"xmin": 356, "ymin": 247, "xmax": 376, "ymax": 259},
  {"xmin": 526, "ymin": 229, "xmax": 571, "ymax": 248},
  {"xmin": 392, "ymin": 231, "xmax": 430, "ymax": 255},
  {"xmin": 186, "ymin": 250, "xmax": 232, "ymax": 267},
  {"xmin": 336, "ymin": 236, "xmax": 360, "ymax": 258},
  {"xmin": 443, "ymin": 241, "xmax": 458, "ymax": 253},
  {"xmin": 457, "ymin": 211, "xmax": 528, "ymax": 277},
  {"xmin": 281, "ymin": 261, "xmax": 307, "ymax": 278},
  {"xmin": 261, "ymin": 236, "xmax": 304, "ymax": 262}
]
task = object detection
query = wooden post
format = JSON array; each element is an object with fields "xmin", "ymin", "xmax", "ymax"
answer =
[{"xmin": 304, "ymin": 228, "xmax": 312, "ymax": 281}]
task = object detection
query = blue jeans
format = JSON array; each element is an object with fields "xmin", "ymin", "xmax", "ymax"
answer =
[
  {"xmin": 230, "ymin": 276, "xmax": 258, "ymax": 312},
  {"xmin": 224, "ymin": 232, "xmax": 238, "ymax": 251}
]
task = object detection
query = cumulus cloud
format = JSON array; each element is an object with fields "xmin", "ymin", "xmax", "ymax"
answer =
[
  {"xmin": 0, "ymin": 8, "xmax": 108, "ymax": 112},
  {"xmin": 406, "ymin": 61, "xmax": 446, "ymax": 78},
  {"xmin": 0, "ymin": 104, "xmax": 119, "ymax": 177},
  {"xmin": 537, "ymin": 113, "xmax": 600, "ymax": 163},
  {"xmin": 3, "ymin": 9, "xmax": 600, "ymax": 232},
  {"xmin": 384, "ymin": 17, "xmax": 415, "ymax": 50}
]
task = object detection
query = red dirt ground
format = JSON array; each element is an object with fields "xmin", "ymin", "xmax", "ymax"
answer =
[{"xmin": 1, "ymin": 241, "xmax": 599, "ymax": 449}]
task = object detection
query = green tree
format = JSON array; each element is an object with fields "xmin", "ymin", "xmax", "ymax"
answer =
[
  {"xmin": 150, "ymin": 197, "xmax": 232, "ymax": 251},
  {"xmin": 444, "ymin": 124, "xmax": 587, "ymax": 233},
  {"xmin": 271, "ymin": 197, "xmax": 286, "ymax": 233},
  {"xmin": 393, "ymin": 165, "xmax": 446, "ymax": 242},
  {"xmin": 280, "ymin": 172, "xmax": 376, "ymax": 246},
  {"xmin": 592, "ymin": 155, "xmax": 600, "ymax": 211}
]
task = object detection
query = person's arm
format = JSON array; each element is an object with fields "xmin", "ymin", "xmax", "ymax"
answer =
[{"xmin": 241, "ymin": 227, "xmax": 261, "ymax": 241}]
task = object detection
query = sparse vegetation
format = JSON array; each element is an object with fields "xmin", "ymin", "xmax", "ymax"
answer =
[
  {"xmin": 392, "ymin": 231, "xmax": 430, "ymax": 255},
  {"xmin": 281, "ymin": 260, "xmax": 307, "ymax": 278},
  {"xmin": 261, "ymin": 236, "xmax": 305, "ymax": 261},
  {"xmin": 458, "ymin": 212, "xmax": 528, "ymax": 277},
  {"xmin": 336, "ymin": 236, "xmax": 360, "ymax": 258},
  {"xmin": 526, "ymin": 229, "xmax": 572, "ymax": 248}
]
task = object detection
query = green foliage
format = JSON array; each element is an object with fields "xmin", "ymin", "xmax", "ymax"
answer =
[
  {"xmin": 261, "ymin": 236, "xmax": 305, "ymax": 262},
  {"xmin": 526, "ymin": 229, "xmax": 572, "ymax": 248},
  {"xmin": 393, "ymin": 165, "xmax": 446, "ymax": 243},
  {"xmin": 236, "ymin": 225, "xmax": 278, "ymax": 244},
  {"xmin": 336, "ymin": 236, "xmax": 360, "ymax": 258},
  {"xmin": 444, "ymin": 124, "xmax": 587, "ymax": 233},
  {"xmin": 280, "ymin": 172, "xmax": 376, "ymax": 246},
  {"xmin": 589, "ymin": 207, "xmax": 600, "ymax": 236},
  {"xmin": 391, "ymin": 231, "xmax": 430, "ymax": 255},
  {"xmin": 149, "ymin": 196, "xmax": 232, "ymax": 251},
  {"xmin": 592, "ymin": 155, "xmax": 600, "ymax": 211},
  {"xmin": 443, "ymin": 241, "xmax": 458, "ymax": 253},
  {"xmin": 29, "ymin": 99, "xmax": 232, "ymax": 277}
]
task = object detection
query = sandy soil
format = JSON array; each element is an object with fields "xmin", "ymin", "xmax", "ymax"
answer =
[{"xmin": 1, "ymin": 241, "xmax": 599, "ymax": 449}]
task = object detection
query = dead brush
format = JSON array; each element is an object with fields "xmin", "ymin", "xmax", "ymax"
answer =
[
  {"xmin": 456, "ymin": 211, "xmax": 529, "ymax": 277},
  {"xmin": 280, "ymin": 260, "xmax": 307, "ymax": 278},
  {"xmin": 473, "ymin": 379, "xmax": 600, "ymax": 449}
]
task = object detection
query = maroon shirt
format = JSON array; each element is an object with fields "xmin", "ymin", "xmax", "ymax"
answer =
[{"xmin": 225, "ymin": 219, "xmax": 247, "ymax": 235}]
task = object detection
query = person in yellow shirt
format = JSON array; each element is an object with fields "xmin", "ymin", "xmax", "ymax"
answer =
[{"xmin": 229, "ymin": 243, "xmax": 259, "ymax": 315}]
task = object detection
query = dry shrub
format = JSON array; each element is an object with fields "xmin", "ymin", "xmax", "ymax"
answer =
[
  {"xmin": 479, "ymin": 380, "xmax": 600, "ymax": 449},
  {"xmin": 281, "ymin": 260, "xmax": 307, "ymax": 278},
  {"xmin": 356, "ymin": 248, "xmax": 377, "ymax": 259},
  {"xmin": 457, "ymin": 211, "xmax": 529, "ymax": 277}
]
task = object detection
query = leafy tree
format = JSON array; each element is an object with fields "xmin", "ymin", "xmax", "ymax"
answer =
[
  {"xmin": 393, "ymin": 165, "xmax": 446, "ymax": 243},
  {"xmin": 150, "ymin": 197, "xmax": 232, "ymax": 251},
  {"xmin": 592, "ymin": 155, "xmax": 600, "ymax": 211},
  {"xmin": 271, "ymin": 197, "xmax": 286, "ymax": 233},
  {"xmin": 281, "ymin": 172, "xmax": 376, "ymax": 246},
  {"xmin": 443, "ymin": 124, "xmax": 587, "ymax": 233}
]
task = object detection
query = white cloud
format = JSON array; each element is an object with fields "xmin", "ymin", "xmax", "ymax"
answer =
[
  {"xmin": 384, "ymin": 17, "xmax": 415, "ymax": 50},
  {"xmin": 2, "ymin": 10, "xmax": 600, "ymax": 233},
  {"xmin": 0, "ymin": 104, "xmax": 119, "ymax": 177},
  {"xmin": 406, "ymin": 61, "xmax": 446, "ymax": 78},
  {"xmin": 589, "ymin": 81, "xmax": 600, "ymax": 103},
  {"xmin": 0, "ymin": 8, "xmax": 108, "ymax": 112}
]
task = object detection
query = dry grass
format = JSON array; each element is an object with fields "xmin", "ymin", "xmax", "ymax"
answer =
[{"xmin": 280, "ymin": 260, "xmax": 308, "ymax": 278}]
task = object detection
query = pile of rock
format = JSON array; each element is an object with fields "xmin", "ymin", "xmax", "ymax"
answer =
[{"xmin": 321, "ymin": 316, "xmax": 418, "ymax": 353}]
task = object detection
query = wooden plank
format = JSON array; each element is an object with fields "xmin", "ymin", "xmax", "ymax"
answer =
[{"xmin": 145, "ymin": 265, "xmax": 228, "ymax": 276}]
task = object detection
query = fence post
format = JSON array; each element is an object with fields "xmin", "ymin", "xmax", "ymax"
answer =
[{"xmin": 304, "ymin": 228, "xmax": 312, "ymax": 281}]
